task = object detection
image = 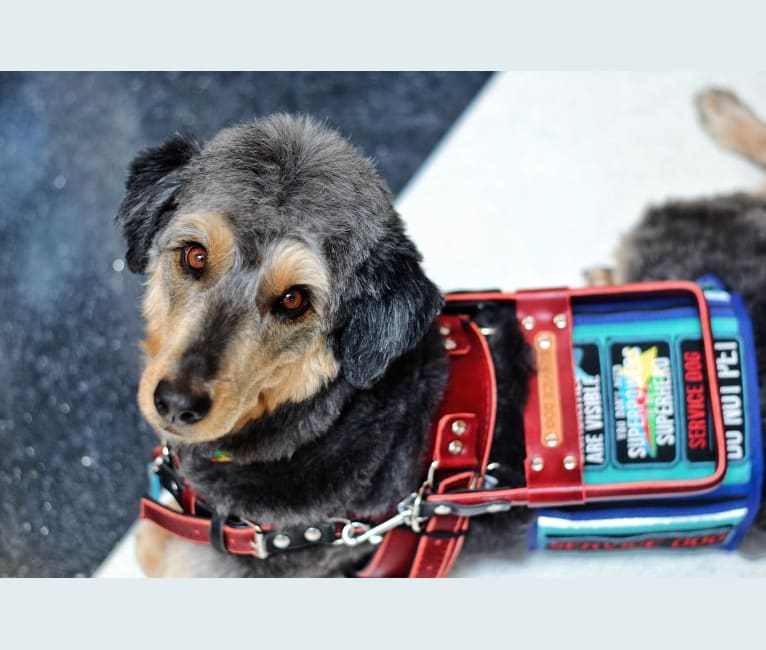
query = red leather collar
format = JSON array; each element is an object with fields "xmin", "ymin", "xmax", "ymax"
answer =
[
  {"xmin": 140, "ymin": 497, "xmax": 269, "ymax": 555},
  {"xmin": 140, "ymin": 459, "xmax": 363, "ymax": 558}
]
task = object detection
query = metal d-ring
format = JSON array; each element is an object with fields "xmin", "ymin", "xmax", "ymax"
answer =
[{"xmin": 411, "ymin": 460, "xmax": 439, "ymax": 533}]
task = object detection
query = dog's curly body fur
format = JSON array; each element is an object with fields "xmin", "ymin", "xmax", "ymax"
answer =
[{"xmin": 121, "ymin": 94, "xmax": 766, "ymax": 577}]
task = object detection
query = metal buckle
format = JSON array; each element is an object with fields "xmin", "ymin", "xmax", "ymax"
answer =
[
  {"xmin": 336, "ymin": 510, "xmax": 410, "ymax": 547},
  {"xmin": 333, "ymin": 463, "xmax": 438, "ymax": 547},
  {"xmin": 240, "ymin": 518, "xmax": 269, "ymax": 559},
  {"xmin": 337, "ymin": 460, "xmax": 441, "ymax": 546},
  {"xmin": 239, "ymin": 461, "xmax": 445, "ymax": 555}
]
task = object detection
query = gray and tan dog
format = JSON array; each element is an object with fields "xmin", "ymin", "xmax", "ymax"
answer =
[{"xmin": 118, "ymin": 92, "xmax": 766, "ymax": 577}]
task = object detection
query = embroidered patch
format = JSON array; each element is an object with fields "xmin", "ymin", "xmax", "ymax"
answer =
[
  {"xmin": 611, "ymin": 340, "xmax": 677, "ymax": 465},
  {"xmin": 714, "ymin": 340, "xmax": 747, "ymax": 462},
  {"xmin": 574, "ymin": 343, "xmax": 606, "ymax": 467},
  {"xmin": 680, "ymin": 339, "xmax": 716, "ymax": 462},
  {"xmin": 544, "ymin": 526, "xmax": 735, "ymax": 551}
]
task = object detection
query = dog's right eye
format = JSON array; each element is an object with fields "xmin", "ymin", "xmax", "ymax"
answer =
[
  {"xmin": 181, "ymin": 244, "xmax": 208, "ymax": 277},
  {"xmin": 273, "ymin": 286, "xmax": 310, "ymax": 319}
]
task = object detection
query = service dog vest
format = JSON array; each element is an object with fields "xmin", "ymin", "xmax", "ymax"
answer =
[{"xmin": 530, "ymin": 275, "xmax": 763, "ymax": 552}]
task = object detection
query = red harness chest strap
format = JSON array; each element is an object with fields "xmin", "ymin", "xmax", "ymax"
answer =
[
  {"xmin": 515, "ymin": 288, "xmax": 585, "ymax": 506},
  {"xmin": 358, "ymin": 314, "xmax": 497, "ymax": 578}
]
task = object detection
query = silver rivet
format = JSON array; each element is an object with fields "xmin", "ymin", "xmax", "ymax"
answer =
[
  {"xmin": 303, "ymin": 527, "xmax": 322, "ymax": 543},
  {"xmin": 521, "ymin": 316, "xmax": 536, "ymax": 331},
  {"xmin": 538, "ymin": 335, "xmax": 551, "ymax": 350},
  {"xmin": 448, "ymin": 440, "xmax": 464, "ymax": 455},
  {"xmin": 439, "ymin": 325, "xmax": 450, "ymax": 337},
  {"xmin": 451, "ymin": 419, "xmax": 468, "ymax": 435},
  {"xmin": 444, "ymin": 338, "xmax": 457, "ymax": 350},
  {"xmin": 563, "ymin": 455, "xmax": 578, "ymax": 470},
  {"xmin": 530, "ymin": 456, "xmax": 544, "ymax": 472},
  {"xmin": 434, "ymin": 504, "xmax": 452, "ymax": 515},
  {"xmin": 368, "ymin": 534, "xmax": 384, "ymax": 545},
  {"xmin": 544, "ymin": 432, "xmax": 559, "ymax": 447},
  {"xmin": 553, "ymin": 313, "xmax": 567, "ymax": 329},
  {"xmin": 272, "ymin": 533, "xmax": 291, "ymax": 549}
]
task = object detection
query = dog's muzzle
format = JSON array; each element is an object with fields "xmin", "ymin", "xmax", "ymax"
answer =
[{"xmin": 153, "ymin": 379, "xmax": 212, "ymax": 426}]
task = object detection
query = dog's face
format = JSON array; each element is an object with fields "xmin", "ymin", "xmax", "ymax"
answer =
[{"xmin": 116, "ymin": 115, "xmax": 442, "ymax": 445}]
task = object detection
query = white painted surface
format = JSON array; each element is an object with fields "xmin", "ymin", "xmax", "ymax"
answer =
[
  {"xmin": 97, "ymin": 71, "xmax": 766, "ymax": 578},
  {"xmin": 399, "ymin": 71, "xmax": 766, "ymax": 292}
]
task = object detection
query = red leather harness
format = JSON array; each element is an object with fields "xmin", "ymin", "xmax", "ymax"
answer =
[
  {"xmin": 358, "ymin": 313, "xmax": 496, "ymax": 577},
  {"xmin": 140, "ymin": 281, "xmax": 730, "ymax": 577}
]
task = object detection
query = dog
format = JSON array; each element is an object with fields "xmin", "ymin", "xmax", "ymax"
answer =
[{"xmin": 117, "ymin": 91, "xmax": 766, "ymax": 577}]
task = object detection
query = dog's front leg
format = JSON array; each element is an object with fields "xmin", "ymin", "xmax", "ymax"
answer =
[
  {"xmin": 135, "ymin": 519, "xmax": 228, "ymax": 577},
  {"xmin": 135, "ymin": 519, "xmax": 187, "ymax": 577}
]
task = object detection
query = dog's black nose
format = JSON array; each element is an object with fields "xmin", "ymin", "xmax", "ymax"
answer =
[{"xmin": 153, "ymin": 379, "xmax": 212, "ymax": 426}]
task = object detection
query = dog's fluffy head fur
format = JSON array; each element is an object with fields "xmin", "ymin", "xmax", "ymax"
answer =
[{"xmin": 116, "ymin": 115, "xmax": 443, "ymax": 448}]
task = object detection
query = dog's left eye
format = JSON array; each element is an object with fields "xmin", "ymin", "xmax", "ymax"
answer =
[
  {"xmin": 274, "ymin": 287, "xmax": 309, "ymax": 318},
  {"xmin": 181, "ymin": 244, "xmax": 208, "ymax": 276}
]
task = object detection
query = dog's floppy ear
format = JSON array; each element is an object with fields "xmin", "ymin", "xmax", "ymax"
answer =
[
  {"xmin": 115, "ymin": 134, "xmax": 202, "ymax": 273},
  {"xmin": 337, "ymin": 228, "xmax": 444, "ymax": 389}
]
